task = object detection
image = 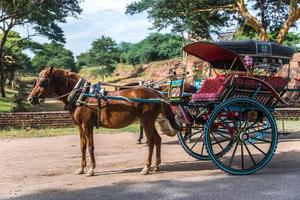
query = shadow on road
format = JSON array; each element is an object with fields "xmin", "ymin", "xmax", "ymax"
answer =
[{"xmin": 5, "ymin": 166, "xmax": 300, "ymax": 200}]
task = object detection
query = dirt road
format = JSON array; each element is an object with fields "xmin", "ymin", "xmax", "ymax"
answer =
[{"xmin": 1, "ymin": 132, "xmax": 300, "ymax": 200}]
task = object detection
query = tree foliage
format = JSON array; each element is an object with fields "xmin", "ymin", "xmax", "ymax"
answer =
[
  {"xmin": 0, "ymin": 0, "xmax": 82, "ymax": 97},
  {"xmin": 32, "ymin": 43, "xmax": 76, "ymax": 72},
  {"xmin": 76, "ymin": 36, "xmax": 121, "ymax": 77},
  {"xmin": 126, "ymin": 0, "xmax": 300, "ymax": 43},
  {"xmin": 121, "ymin": 33, "xmax": 185, "ymax": 66},
  {"xmin": 126, "ymin": 0, "xmax": 235, "ymax": 40},
  {"xmin": 1, "ymin": 31, "xmax": 32, "ymax": 80}
]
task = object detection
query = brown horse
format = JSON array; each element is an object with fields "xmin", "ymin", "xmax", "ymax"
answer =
[{"xmin": 28, "ymin": 67, "xmax": 180, "ymax": 176}]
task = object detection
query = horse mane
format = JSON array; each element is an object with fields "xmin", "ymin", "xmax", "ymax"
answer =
[{"xmin": 49, "ymin": 67, "xmax": 81, "ymax": 81}]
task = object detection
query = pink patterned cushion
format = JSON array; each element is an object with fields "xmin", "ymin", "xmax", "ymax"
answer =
[{"xmin": 192, "ymin": 75, "xmax": 228, "ymax": 102}]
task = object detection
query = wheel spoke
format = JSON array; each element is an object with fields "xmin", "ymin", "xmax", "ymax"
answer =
[
  {"xmin": 211, "ymin": 132, "xmax": 225, "ymax": 151},
  {"xmin": 241, "ymin": 141, "xmax": 244, "ymax": 170},
  {"xmin": 249, "ymin": 137, "xmax": 272, "ymax": 143},
  {"xmin": 243, "ymin": 142, "xmax": 257, "ymax": 167},
  {"xmin": 248, "ymin": 141, "xmax": 267, "ymax": 156},
  {"xmin": 184, "ymin": 130, "xmax": 202, "ymax": 141},
  {"xmin": 190, "ymin": 133, "xmax": 204, "ymax": 150},
  {"xmin": 200, "ymin": 140, "xmax": 205, "ymax": 155},
  {"xmin": 218, "ymin": 116, "xmax": 233, "ymax": 131},
  {"xmin": 242, "ymin": 118, "xmax": 249, "ymax": 130},
  {"xmin": 229, "ymin": 141, "xmax": 239, "ymax": 167},
  {"xmin": 245, "ymin": 120, "xmax": 260, "ymax": 131},
  {"xmin": 211, "ymin": 137, "xmax": 232, "ymax": 145},
  {"xmin": 213, "ymin": 130, "xmax": 231, "ymax": 139}
]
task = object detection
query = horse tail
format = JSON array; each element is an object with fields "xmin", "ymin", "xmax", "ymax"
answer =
[
  {"xmin": 149, "ymin": 88, "xmax": 182, "ymax": 132},
  {"xmin": 161, "ymin": 102, "xmax": 182, "ymax": 131}
]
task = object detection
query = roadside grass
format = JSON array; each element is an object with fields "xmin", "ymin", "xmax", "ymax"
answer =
[
  {"xmin": 18, "ymin": 76, "xmax": 36, "ymax": 83},
  {"xmin": 1, "ymin": 119, "xmax": 299, "ymax": 140},
  {"xmin": 0, "ymin": 123, "xmax": 140, "ymax": 139},
  {"xmin": 0, "ymin": 87, "xmax": 18, "ymax": 112},
  {"xmin": 279, "ymin": 119, "xmax": 300, "ymax": 131}
]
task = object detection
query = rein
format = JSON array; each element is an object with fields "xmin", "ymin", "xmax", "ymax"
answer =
[{"xmin": 42, "ymin": 75, "xmax": 175, "ymax": 102}]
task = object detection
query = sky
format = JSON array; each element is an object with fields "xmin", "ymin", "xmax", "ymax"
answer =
[{"xmin": 15, "ymin": 0, "xmax": 154, "ymax": 57}]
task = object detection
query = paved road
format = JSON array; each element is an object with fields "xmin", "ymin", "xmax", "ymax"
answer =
[
  {"xmin": 1, "ymin": 132, "xmax": 300, "ymax": 200},
  {"xmin": 6, "ymin": 172, "xmax": 300, "ymax": 200}
]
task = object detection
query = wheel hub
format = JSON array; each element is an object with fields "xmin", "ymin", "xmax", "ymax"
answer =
[{"xmin": 239, "ymin": 131, "xmax": 249, "ymax": 142}]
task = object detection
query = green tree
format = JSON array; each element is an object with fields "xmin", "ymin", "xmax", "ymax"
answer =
[
  {"xmin": 127, "ymin": 0, "xmax": 300, "ymax": 43},
  {"xmin": 32, "ymin": 43, "xmax": 76, "ymax": 72},
  {"xmin": 121, "ymin": 33, "xmax": 185, "ymax": 66},
  {"xmin": 1, "ymin": 31, "xmax": 32, "ymax": 84},
  {"xmin": 76, "ymin": 36, "xmax": 121, "ymax": 80},
  {"xmin": 0, "ymin": 0, "xmax": 82, "ymax": 97}
]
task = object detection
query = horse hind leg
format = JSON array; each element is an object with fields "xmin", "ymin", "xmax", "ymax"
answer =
[
  {"xmin": 152, "ymin": 128, "xmax": 161, "ymax": 173},
  {"xmin": 75, "ymin": 126, "xmax": 87, "ymax": 175}
]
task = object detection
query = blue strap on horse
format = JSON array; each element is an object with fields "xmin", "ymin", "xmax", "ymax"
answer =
[{"xmin": 92, "ymin": 83, "xmax": 106, "ymax": 129}]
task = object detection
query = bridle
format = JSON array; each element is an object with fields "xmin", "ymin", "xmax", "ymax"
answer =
[{"xmin": 33, "ymin": 73, "xmax": 70, "ymax": 102}]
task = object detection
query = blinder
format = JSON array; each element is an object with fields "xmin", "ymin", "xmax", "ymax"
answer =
[{"xmin": 38, "ymin": 77, "xmax": 49, "ymax": 88}]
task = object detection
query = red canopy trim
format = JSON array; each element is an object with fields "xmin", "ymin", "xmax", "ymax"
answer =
[{"xmin": 184, "ymin": 42, "xmax": 246, "ymax": 71}]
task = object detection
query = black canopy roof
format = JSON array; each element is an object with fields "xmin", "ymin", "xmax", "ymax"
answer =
[{"xmin": 183, "ymin": 40, "xmax": 296, "ymax": 71}]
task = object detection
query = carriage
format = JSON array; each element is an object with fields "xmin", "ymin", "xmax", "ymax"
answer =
[{"xmin": 169, "ymin": 40, "xmax": 296, "ymax": 175}]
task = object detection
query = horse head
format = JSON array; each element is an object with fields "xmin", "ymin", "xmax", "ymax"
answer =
[{"xmin": 28, "ymin": 67, "xmax": 79, "ymax": 105}]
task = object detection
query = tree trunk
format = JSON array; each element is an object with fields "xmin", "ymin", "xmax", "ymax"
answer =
[
  {"xmin": 8, "ymin": 70, "xmax": 14, "ymax": 87},
  {"xmin": 276, "ymin": 0, "xmax": 300, "ymax": 44},
  {"xmin": 236, "ymin": 0, "xmax": 269, "ymax": 41},
  {"xmin": 0, "ymin": 62, "xmax": 6, "ymax": 98}
]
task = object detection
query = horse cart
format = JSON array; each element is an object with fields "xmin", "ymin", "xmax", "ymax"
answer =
[
  {"xmin": 81, "ymin": 40, "xmax": 295, "ymax": 175},
  {"xmin": 172, "ymin": 40, "xmax": 296, "ymax": 175},
  {"xmin": 29, "ymin": 39, "xmax": 296, "ymax": 176}
]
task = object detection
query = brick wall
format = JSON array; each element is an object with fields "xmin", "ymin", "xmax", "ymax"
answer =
[{"xmin": 0, "ymin": 111, "xmax": 74, "ymax": 129}]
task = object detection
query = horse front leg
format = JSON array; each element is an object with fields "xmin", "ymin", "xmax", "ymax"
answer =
[
  {"xmin": 140, "ymin": 123, "xmax": 155, "ymax": 175},
  {"xmin": 84, "ymin": 125, "xmax": 96, "ymax": 177},
  {"xmin": 75, "ymin": 126, "xmax": 87, "ymax": 175}
]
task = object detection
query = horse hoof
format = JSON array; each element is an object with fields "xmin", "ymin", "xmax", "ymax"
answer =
[
  {"xmin": 75, "ymin": 168, "xmax": 84, "ymax": 175},
  {"xmin": 152, "ymin": 166, "xmax": 159, "ymax": 173},
  {"xmin": 85, "ymin": 168, "xmax": 95, "ymax": 177},
  {"xmin": 140, "ymin": 167, "xmax": 149, "ymax": 175}
]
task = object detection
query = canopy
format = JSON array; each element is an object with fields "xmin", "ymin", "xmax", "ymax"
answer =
[{"xmin": 183, "ymin": 40, "xmax": 296, "ymax": 71}]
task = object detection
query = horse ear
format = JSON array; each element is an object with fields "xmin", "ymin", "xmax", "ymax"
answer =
[{"xmin": 49, "ymin": 66, "xmax": 55, "ymax": 74}]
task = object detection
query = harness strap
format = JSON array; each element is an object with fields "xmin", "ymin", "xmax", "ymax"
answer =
[
  {"xmin": 96, "ymin": 94, "xmax": 102, "ymax": 129},
  {"xmin": 65, "ymin": 78, "xmax": 86, "ymax": 110}
]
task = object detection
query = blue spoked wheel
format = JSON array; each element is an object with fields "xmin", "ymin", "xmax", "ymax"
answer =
[
  {"xmin": 204, "ymin": 98, "xmax": 278, "ymax": 175},
  {"xmin": 178, "ymin": 124, "xmax": 210, "ymax": 160},
  {"xmin": 178, "ymin": 124, "xmax": 235, "ymax": 160}
]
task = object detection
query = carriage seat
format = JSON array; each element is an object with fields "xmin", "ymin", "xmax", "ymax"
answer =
[
  {"xmin": 191, "ymin": 75, "xmax": 287, "ymax": 102},
  {"xmin": 231, "ymin": 76, "xmax": 288, "ymax": 91},
  {"xmin": 192, "ymin": 75, "xmax": 229, "ymax": 102}
]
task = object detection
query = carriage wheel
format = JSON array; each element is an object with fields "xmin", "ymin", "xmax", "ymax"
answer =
[
  {"xmin": 178, "ymin": 124, "xmax": 235, "ymax": 160},
  {"xmin": 205, "ymin": 98, "xmax": 278, "ymax": 175},
  {"xmin": 178, "ymin": 124, "xmax": 209, "ymax": 160}
]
